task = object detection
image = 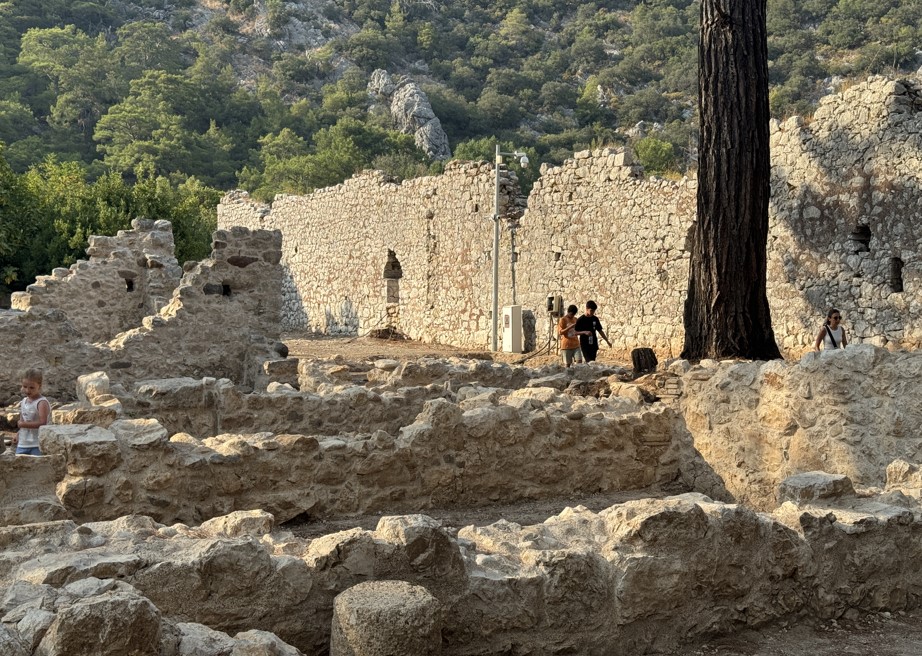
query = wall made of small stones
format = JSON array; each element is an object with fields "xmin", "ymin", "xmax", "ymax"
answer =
[
  {"xmin": 680, "ymin": 345, "xmax": 922, "ymax": 510},
  {"xmin": 10, "ymin": 220, "xmax": 182, "ymax": 344},
  {"xmin": 40, "ymin": 398, "xmax": 683, "ymax": 526},
  {"xmin": 517, "ymin": 151, "xmax": 694, "ymax": 358},
  {"xmin": 0, "ymin": 227, "xmax": 284, "ymax": 401},
  {"xmin": 218, "ymin": 163, "xmax": 520, "ymax": 349},
  {"xmin": 219, "ymin": 75, "xmax": 922, "ymax": 358},
  {"xmin": 767, "ymin": 76, "xmax": 922, "ymax": 352}
]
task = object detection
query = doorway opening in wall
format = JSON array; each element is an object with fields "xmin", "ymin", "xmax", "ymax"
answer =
[
  {"xmin": 891, "ymin": 257, "xmax": 904, "ymax": 292},
  {"xmin": 384, "ymin": 249, "xmax": 403, "ymax": 304},
  {"xmin": 378, "ymin": 249, "xmax": 406, "ymax": 340},
  {"xmin": 125, "ymin": 279, "xmax": 134, "ymax": 292}
]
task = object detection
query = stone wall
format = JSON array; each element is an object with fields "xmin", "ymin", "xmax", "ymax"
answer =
[
  {"xmin": 217, "ymin": 163, "xmax": 521, "ymax": 349},
  {"xmin": 10, "ymin": 219, "xmax": 182, "ymax": 344},
  {"xmin": 2, "ymin": 492, "xmax": 921, "ymax": 655},
  {"xmin": 0, "ymin": 226, "xmax": 284, "ymax": 401},
  {"xmin": 679, "ymin": 345, "xmax": 922, "ymax": 510},
  {"xmin": 219, "ymin": 75, "xmax": 922, "ymax": 358},
  {"xmin": 35, "ymin": 393, "xmax": 687, "ymax": 524}
]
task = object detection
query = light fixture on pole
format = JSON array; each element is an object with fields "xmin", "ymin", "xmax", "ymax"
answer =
[{"xmin": 491, "ymin": 144, "xmax": 529, "ymax": 352}]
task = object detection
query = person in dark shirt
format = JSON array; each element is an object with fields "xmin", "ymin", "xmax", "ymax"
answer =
[{"xmin": 574, "ymin": 300, "xmax": 611, "ymax": 363}]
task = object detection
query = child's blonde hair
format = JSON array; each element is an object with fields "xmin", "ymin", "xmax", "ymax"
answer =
[{"xmin": 21, "ymin": 368, "xmax": 43, "ymax": 385}]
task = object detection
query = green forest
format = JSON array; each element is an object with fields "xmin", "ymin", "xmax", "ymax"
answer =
[{"xmin": 2, "ymin": 0, "xmax": 921, "ymax": 293}]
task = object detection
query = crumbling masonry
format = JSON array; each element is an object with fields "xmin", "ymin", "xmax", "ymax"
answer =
[{"xmin": 218, "ymin": 75, "xmax": 922, "ymax": 357}]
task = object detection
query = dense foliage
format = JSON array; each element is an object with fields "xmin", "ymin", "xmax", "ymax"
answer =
[
  {"xmin": 0, "ymin": 146, "xmax": 218, "ymax": 294},
  {"xmin": 2, "ymin": 0, "xmax": 921, "ymax": 290}
]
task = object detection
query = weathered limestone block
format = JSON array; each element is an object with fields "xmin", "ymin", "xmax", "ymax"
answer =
[
  {"xmin": 330, "ymin": 581, "xmax": 441, "ymax": 656},
  {"xmin": 35, "ymin": 588, "xmax": 161, "ymax": 656},
  {"xmin": 109, "ymin": 418, "xmax": 169, "ymax": 450},
  {"xmin": 200, "ymin": 510, "xmax": 275, "ymax": 538},
  {"xmin": 40, "ymin": 425, "xmax": 122, "ymax": 477},
  {"xmin": 16, "ymin": 552, "xmax": 144, "ymax": 587},
  {"xmin": 52, "ymin": 403, "xmax": 118, "ymax": 428},
  {"xmin": 231, "ymin": 629, "xmax": 305, "ymax": 656},
  {"xmin": 16, "ymin": 607, "xmax": 56, "ymax": 651},
  {"xmin": 0, "ymin": 625, "xmax": 28, "ymax": 656},
  {"xmin": 774, "ymin": 500, "xmax": 922, "ymax": 619},
  {"xmin": 779, "ymin": 472, "xmax": 856, "ymax": 503},
  {"xmin": 263, "ymin": 358, "xmax": 299, "ymax": 389},
  {"xmin": 885, "ymin": 459, "xmax": 922, "ymax": 492},
  {"xmin": 174, "ymin": 622, "xmax": 236, "ymax": 655},
  {"xmin": 681, "ymin": 347, "xmax": 922, "ymax": 509},
  {"xmin": 374, "ymin": 515, "xmax": 466, "ymax": 589},
  {"xmin": 0, "ymin": 454, "xmax": 68, "ymax": 527},
  {"xmin": 77, "ymin": 372, "xmax": 110, "ymax": 405}
]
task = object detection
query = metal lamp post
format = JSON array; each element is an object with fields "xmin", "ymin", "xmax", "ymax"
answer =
[{"xmin": 491, "ymin": 144, "xmax": 529, "ymax": 351}]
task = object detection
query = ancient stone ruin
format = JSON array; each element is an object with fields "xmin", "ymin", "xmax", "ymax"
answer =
[
  {"xmin": 219, "ymin": 75, "xmax": 922, "ymax": 358},
  {"xmin": 1, "ymin": 219, "xmax": 284, "ymax": 402},
  {"xmin": 4, "ymin": 75, "xmax": 922, "ymax": 655}
]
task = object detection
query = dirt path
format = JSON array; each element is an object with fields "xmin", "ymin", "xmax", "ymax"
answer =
[
  {"xmin": 670, "ymin": 610, "xmax": 922, "ymax": 655},
  {"xmin": 283, "ymin": 332, "xmax": 632, "ymax": 369}
]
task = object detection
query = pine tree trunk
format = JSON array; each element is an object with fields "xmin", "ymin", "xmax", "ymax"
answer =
[{"xmin": 682, "ymin": 0, "xmax": 782, "ymax": 361}]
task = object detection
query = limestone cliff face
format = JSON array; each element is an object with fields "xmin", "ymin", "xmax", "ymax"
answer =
[{"xmin": 368, "ymin": 70, "xmax": 452, "ymax": 161}]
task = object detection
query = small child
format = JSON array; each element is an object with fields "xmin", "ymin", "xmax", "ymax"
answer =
[{"xmin": 12, "ymin": 369, "xmax": 50, "ymax": 456}]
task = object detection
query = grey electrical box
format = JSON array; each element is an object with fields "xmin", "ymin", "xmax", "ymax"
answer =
[{"xmin": 546, "ymin": 295, "xmax": 563, "ymax": 316}]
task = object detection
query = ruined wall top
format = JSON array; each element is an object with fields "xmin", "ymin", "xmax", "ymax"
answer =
[
  {"xmin": 11, "ymin": 218, "xmax": 182, "ymax": 344},
  {"xmin": 0, "ymin": 223, "xmax": 285, "ymax": 401},
  {"xmin": 217, "ymin": 73, "xmax": 922, "ymax": 357}
]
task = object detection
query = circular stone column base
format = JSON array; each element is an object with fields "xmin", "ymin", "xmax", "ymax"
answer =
[{"xmin": 330, "ymin": 580, "xmax": 441, "ymax": 656}]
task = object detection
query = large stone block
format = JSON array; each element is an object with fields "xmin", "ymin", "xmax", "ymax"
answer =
[
  {"xmin": 52, "ymin": 404, "xmax": 118, "ymax": 429},
  {"xmin": 39, "ymin": 425, "xmax": 122, "ymax": 477},
  {"xmin": 76, "ymin": 372, "xmax": 110, "ymax": 405},
  {"xmin": 0, "ymin": 454, "xmax": 68, "ymax": 527},
  {"xmin": 35, "ymin": 590, "xmax": 161, "ymax": 656},
  {"xmin": 330, "ymin": 581, "xmax": 441, "ymax": 656},
  {"xmin": 779, "ymin": 472, "xmax": 856, "ymax": 503}
]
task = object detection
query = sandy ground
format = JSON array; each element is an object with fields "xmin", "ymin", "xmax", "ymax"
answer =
[
  {"xmin": 283, "ymin": 333, "xmax": 922, "ymax": 656},
  {"xmin": 666, "ymin": 610, "xmax": 922, "ymax": 655},
  {"xmin": 283, "ymin": 332, "xmax": 632, "ymax": 369}
]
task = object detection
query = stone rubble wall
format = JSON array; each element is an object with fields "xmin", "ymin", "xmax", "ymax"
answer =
[
  {"xmin": 217, "ymin": 163, "xmax": 522, "ymax": 349},
  {"xmin": 0, "ymin": 226, "xmax": 284, "ymax": 401},
  {"xmin": 219, "ymin": 75, "xmax": 922, "ymax": 358},
  {"xmin": 517, "ymin": 150, "xmax": 691, "ymax": 358},
  {"xmin": 766, "ymin": 76, "xmax": 922, "ymax": 352},
  {"xmin": 1, "ymin": 490, "xmax": 920, "ymax": 655},
  {"xmin": 33, "ymin": 392, "xmax": 687, "ymax": 525},
  {"xmin": 10, "ymin": 219, "xmax": 182, "ymax": 344},
  {"xmin": 123, "ymin": 376, "xmax": 451, "ymax": 439},
  {"xmin": 679, "ymin": 345, "xmax": 922, "ymax": 510}
]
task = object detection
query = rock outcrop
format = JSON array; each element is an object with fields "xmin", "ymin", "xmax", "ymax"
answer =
[{"xmin": 368, "ymin": 70, "xmax": 451, "ymax": 160}]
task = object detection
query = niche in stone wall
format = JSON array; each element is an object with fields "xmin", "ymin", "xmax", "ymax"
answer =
[
  {"xmin": 118, "ymin": 270, "xmax": 137, "ymax": 292},
  {"xmin": 383, "ymin": 249, "xmax": 403, "ymax": 304},
  {"xmin": 891, "ymin": 257, "xmax": 904, "ymax": 292},
  {"xmin": 850, "ymin": 224, "xmax": 872, "ymax": 253}
]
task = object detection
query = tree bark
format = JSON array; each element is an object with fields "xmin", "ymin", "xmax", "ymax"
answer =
[{"xmin": 682, "ymin": 0, "xmax": 781, "ymax": 361}]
